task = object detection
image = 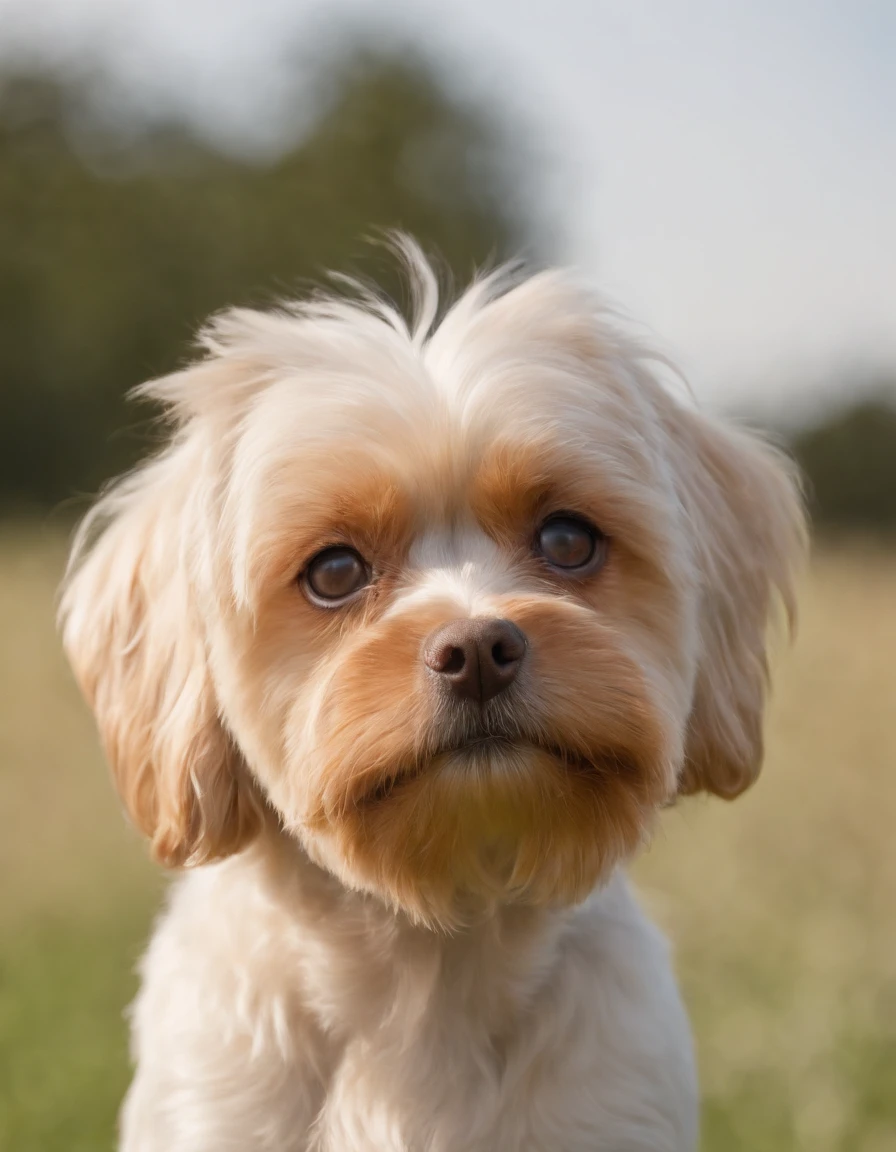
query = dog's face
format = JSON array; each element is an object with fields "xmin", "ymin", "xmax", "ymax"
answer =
[{"xmin": 61, "ymin": 250, "xmax": 805, "ymax": 927}]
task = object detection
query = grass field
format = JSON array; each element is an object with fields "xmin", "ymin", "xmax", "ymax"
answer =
[{"xmin": 1, "ymin": 524, "xmax": 894, "ymax": 1151}]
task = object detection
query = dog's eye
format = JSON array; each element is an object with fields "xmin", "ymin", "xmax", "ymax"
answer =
[
  {"xmin": 536, "ymin": 516, "xmax": 606, "ymax": 572},
  {"xmin": 303, "ymin": 547, "xmax": 370, "ymax": 605}
]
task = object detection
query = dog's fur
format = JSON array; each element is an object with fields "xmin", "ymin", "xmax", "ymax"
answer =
[{"xmin": 60, "ymin": 240, "xmax": 806, "ymax": 1151}]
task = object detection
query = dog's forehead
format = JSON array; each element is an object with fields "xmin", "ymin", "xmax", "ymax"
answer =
[{"xmin": 238, "ymin": 314, "xmax": 661, "ymax": 489}]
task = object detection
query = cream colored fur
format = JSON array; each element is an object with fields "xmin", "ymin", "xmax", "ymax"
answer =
[{"xmin": 60, "ymin": 239, "xmax": 805, "ymax": 1151}]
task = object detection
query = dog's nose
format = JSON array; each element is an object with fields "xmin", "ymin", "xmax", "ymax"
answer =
[{"xmin": 423, "ymin": 618, "xmax": 527, "ymax": 704}]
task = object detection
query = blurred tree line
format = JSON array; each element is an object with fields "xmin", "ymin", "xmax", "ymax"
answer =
[
  {"xmin": 0, "ymin": 52, "xmax": 532, "ymax": 510},
  {"xmin": 790, "ymin": 397, "xmax": 896, "ymax": 535},
  {"xmin": 0, "ymin": 50, "xmax": 893, "ymax": 533}
]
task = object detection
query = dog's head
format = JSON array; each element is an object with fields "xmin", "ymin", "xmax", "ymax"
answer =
[{"xmin": 60, "ymin": 242, "xmax": 806, "ymax": 927}]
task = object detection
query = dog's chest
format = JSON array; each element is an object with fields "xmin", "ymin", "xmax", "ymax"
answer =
[
  {"xmin": 307, "ymin": 969, "xmax": 594, "ymax": 1152},
  {"xmin": 293, "ymin": 916, "xmax": 678, "ymax": 1152},
  {"xmin": 124, "ymin": 867, "xmax": 696, "ymax": 1151}
]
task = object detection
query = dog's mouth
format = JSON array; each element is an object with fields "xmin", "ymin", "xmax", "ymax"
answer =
[
  {"xmin": 358, "ymin": 735, "xmax": 608, "ymax": 807},
  {"xmin": 444, "ymin": 735, "xmax": 594, "ymax": 770}
]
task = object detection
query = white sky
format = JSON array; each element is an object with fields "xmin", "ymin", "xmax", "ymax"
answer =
[{"xmin": 1, "ymin": 0, "xmax": 894, "ymax": 414}]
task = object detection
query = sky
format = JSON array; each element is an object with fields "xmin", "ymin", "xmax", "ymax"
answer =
[{"xmin": 1, "ymin": 0, "xmax": 894, "ymax": 415}]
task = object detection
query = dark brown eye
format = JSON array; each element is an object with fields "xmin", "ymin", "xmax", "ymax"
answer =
[
  {"xmin": 303, "ymin": 547, "xmax": 370, "ymax": 605},
  {"xmin": 536, "ymin": 516, "xmax": 606, "ymax": 572}
]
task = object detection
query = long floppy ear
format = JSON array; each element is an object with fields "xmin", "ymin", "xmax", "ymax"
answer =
[
  {"xmin": 663, "ymin": 399, "xmax": 807, "ymax": 798},
  {"xmin": 59, "ymin": 438, "xmax": 263, "ymax": 866}
]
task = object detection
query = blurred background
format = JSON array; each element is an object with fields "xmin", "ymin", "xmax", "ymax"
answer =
[{"xmin": 0, "ymin": 1, "xmax": 893, "ymax": 1149}]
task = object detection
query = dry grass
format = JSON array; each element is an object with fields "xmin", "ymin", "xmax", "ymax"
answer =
[
  {"xmin": 635, "ymin": 543, "xmax": 896, "ymax": 1151},
  {"xmin": 1, "ymin": 525, "xmax": 894, "ymax": 1150}
]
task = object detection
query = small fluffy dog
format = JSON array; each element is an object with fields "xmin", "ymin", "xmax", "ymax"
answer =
[{"xmin": 60, "ymin": 239, "xmax": 805, "ymax": 1152}]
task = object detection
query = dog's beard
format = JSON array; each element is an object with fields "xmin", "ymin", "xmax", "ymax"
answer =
[{"xmin": 299, "ymin": 700, "xmax": 671, "ymax": 930}]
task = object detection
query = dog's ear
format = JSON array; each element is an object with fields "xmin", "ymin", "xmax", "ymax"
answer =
[
  {"xmin": 60, "ymin": 441, "xmax": 263, "ymax": 866},
  {"xmin": 660, "ymin": 396, "xmax": 807, "ymax": 798}
]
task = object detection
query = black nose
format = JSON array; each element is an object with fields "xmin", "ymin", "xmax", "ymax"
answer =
[{"xmin": 423, "ymin": 618, "xmax": 527, "ymax": 704}]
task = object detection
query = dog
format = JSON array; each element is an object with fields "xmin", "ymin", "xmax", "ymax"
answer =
[{"xmin": 60, "ymin": 238, "xmax": 805, "ymax": 1151}]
